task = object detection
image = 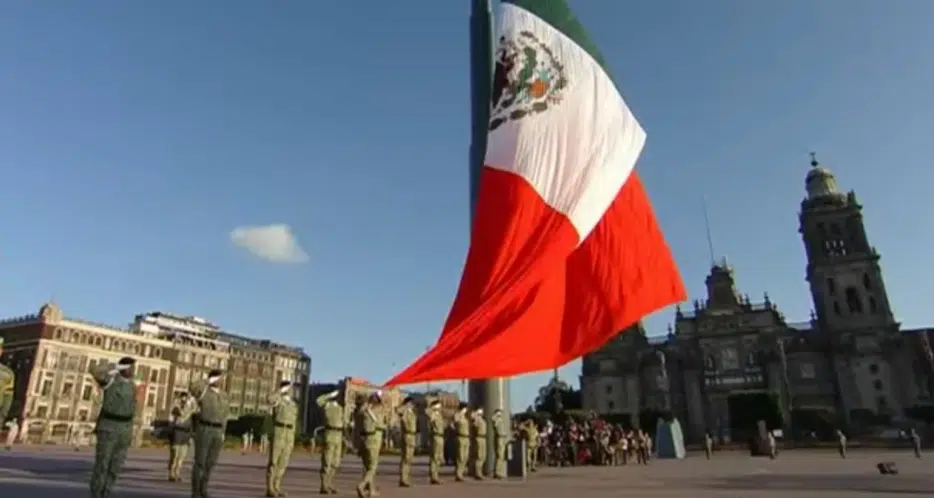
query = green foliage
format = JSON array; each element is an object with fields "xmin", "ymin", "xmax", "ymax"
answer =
[{"xmin": 533, "ymin": 377, "xmax": 582, "ymax": 416}]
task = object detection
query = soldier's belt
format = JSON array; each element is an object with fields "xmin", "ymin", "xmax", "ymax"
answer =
[
  {"xmin": 199, "ymin": 421, "xmax": 224, "ymax": 428},
  {"xmin": 362, "ymin": 431, "xmax": 383, "ymax": 436},
  {"xmin": 99, "ymin": 411, "xmax": 133, "ymax": 423},
  {"xmin": 274, "ymin": 422, "xmax": 293, "ymax": 429}
]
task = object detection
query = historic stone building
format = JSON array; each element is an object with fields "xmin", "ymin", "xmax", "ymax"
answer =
[
  {"xmin": 0, "ymin": 303, "xmax": 312, "ymax": 441},
  {"xmin": 581, "ymin": 155, "xmax": 932, "ymax": 442}
]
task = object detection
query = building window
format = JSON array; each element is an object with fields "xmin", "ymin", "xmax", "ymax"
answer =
[
  {"xmin": 845, "ymin": 288, "xmax": 863, "ymax": 314},
  {"xmin": 799, "ymin": 363, "xmax": 815, "ymax": 379},
  {"xmin": 607, "ymin": 401, "xmax": 615, "ymax": 411},
  {"xmin": 873, "ymin": 379, "xmax": 883, "ymax": 391},
  {"xmin": 863, "ymin": 273, "xmax": 872, "ymax": 290},
  {"xmin": 604, "ymin": 384, "xmax": 612, "ymax": 394},
  {"xmin": 61, "ymin": 382, "xmax": 74, "ymax": 398},
  {"xmin": 833, "ymin": 302, "xmax": 841, "ymax": 316},
  {"xmin": 35, "ymin": 406, "xmax": 48, "ymax": 418},
  {"xmin": 57, "ymin": 407, "xmax": 70, "ymax": 420},
  {"xmin": 827, "ymin": 277, "xmax": 836, "ymax": 295},
  {"xmin": 147, "ymin": 392, "xmax": 156, "ymax": 408},
  {"xmin": 877, "ymin": 396, "xmax": 887, "ymax": 411},
  {"xmin": 868, "ymin": 297, "xmax": 878, "ymax": 313},
  {"xmin": 40, "ymin": 379, "xmax": 53, "ymax": 396},
  {"xmin": 78, "ymin": 410, "xmax": 89, "ymax": 422},
  {"xmin": 869, "ymin": 363, "xmax": 879, "ymax": 375},
  {"xmin": 82, "ymin": 385, "xmax": 93, "ymax": 401}
]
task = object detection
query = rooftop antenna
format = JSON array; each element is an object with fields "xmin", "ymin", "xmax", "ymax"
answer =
[{"xmin": 702, "ymin": 195, "xmax": 716, "ymax": 266}]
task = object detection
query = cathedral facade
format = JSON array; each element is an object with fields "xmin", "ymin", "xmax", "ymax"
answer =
[{"xmin": 580, "ymin": 156, "xmax": 934, "ymax": 442}]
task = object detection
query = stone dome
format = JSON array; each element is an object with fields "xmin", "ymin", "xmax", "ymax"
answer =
[{"xmin": 805, "ymin": 153, "xmax": 841, "ymax": 199}]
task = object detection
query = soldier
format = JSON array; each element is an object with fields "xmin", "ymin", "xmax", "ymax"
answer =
[
  {"xmin": 491, "ymin": 409, "xmax": 508, "ymax": 479},
  {"xmin": 266, "ymin": 379, "xmax": 298, "ymax": 498},
  {"xmin": 0, "ymin": 338, "xmax": 14, "ymax": 425},
  {"xmin": 704, "ymin": 432, "xmax": 713, "ymax": 460},
  {"xmin": 836, "ymin": 429, "xmax": 847, "ymax": 459},
  {"xmin": 317, "ymin": 390, "xmax": 345, "ymax": 494},
  {"xmin": 89, "ymin": 357, "xmax": 137, "ymax": 498},
  {"xmin": 470, "ymin": 407, "xmax": 487, "ymax": 479},
  {"xmin": 453, "ymin": 403, "xmax": 470, "ymax": 481},
  {"xmin": 397, "ymin": 396, "xmax": 417, "ymax": 487},
  {"xmin": 522, "ymin": 419, "xmax": 539, "ymax": 473},
  {"xmin": 909, "ymin": 428, "xmax": 922, "ymax": 458},
  {"xmin": 355, "ymin": 391, "xmax": 386, "ymax": 498},
  {"xmin": 168, "ymin": 392, "xmax": 194, "ymax": 482},
  {"xmin": 190, "ymin": 369, "xmax": 231, "ymax": 498},
  {"xmin": 427, "ymin": 400, "xmax": 445, "ymax": 485},
  {"xmin": 4, "ymin": 418, "xmax": 18, "ymax": 450},
  {"xmin": 767, "ymin": 431, "xmax": 777, "ymax": 459}
]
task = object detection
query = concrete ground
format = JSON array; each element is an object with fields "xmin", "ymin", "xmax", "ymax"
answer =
[{"xmin": 0, "ymin": 447, "xmax": 931, "ymax": 497}]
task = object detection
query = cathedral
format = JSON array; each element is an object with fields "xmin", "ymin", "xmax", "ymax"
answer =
[{"xmin": 580, "ymin": 155, "xmax": 934, "ymax": 442}]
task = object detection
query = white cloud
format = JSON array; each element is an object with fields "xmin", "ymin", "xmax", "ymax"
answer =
[{"xmin": 229, "ymin": 224, "xmax": 309, "ymax": 264}]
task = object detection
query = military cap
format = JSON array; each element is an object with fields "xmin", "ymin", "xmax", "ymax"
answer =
[
  {"xmin": 207, "ymin": 369, "xmax": 224, "ymax": 378},
  {"xmin": 402, "ymin": 396, "xmax": 414, "ymax": 405},
  {"xmin": 325, "ymin": 390, "xmax": 339, "ymax": 400},
  {"xmin": 458, "ymin": 402, "xmax": 469, "ymax": 410},
  {"xmin": 279, "ymin": 380, "xmax": 292, "ymax": 389},
  {"xmin": 116, "ymin": 357, "xmax": 136, "ymax": 371},
  {"xmin": 429, "ymin": 400, "xmax": 442, "ymax": 409}
]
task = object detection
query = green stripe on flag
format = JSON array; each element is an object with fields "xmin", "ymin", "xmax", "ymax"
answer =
[{"xmin": 504, "ymin": 0, "xmax": 610, "ymax": 71}]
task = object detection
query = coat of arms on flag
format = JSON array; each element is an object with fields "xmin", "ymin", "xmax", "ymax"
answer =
[{"xmin": 490, "ymin": 30, "xmax": 567, "ymax": 131}]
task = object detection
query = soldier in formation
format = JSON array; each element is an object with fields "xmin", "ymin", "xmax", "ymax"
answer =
[
  {"xmin": 266, "ymin": 379, "xmax": 299, "ymax": 497},
  {"xmin": 0, "ymin": 338, "xmax": 14, "ymax": 427},
  {"xmin": 426, "ymin": 400, "xmax": 445, "ymax": 485},
  {"xmin": 704, "ymin": 432, "xmax": 714, "ymax": 460},
  {"xmin": 470, "ymin": 407, "xmax": 487, "ymax": 479},
  {"xmin": 836, "ymin": 429, "xmax": 847, "ymax": 459},
  {"xmin": 355, "ymin": 391, "xmax": 386, "ymax": 498},
  {"xmin": 491, "ymin": 409, "xmax": 509, "ymax": 479},
  {"xmin": 189, "ymin": 368, "xmax": 231, "ymax": 498},
  {"xmin": 168, "ymin": 392, "xmax": 194, "ymax": 482},
  {"xmin": 521, "ymin": 419, "xmax": 539, "ymax": 473},
  {"xmin": 453, "ymin": 403, "xmax": 470, "ymax": 481},
  {"xmin": 89, "ymin": 357, "xmax": 138, "ymax": 498},
  {"xmin": 396, "ymin": 396, "xmax": 417, "ymax": 487},
  {"xmin": 909, "ymin": 428, "xmax": 922, "ymax": 458},
  {"xmin": 317, "ymin": 389, "xmax": 346, "ymax": 494}
]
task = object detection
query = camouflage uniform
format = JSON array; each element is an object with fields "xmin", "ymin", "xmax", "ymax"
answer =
[
  {"xmin": 266, "ymin": 381, "xmax": 298, "ymax": 497},
  {"xmin": 89, "ymin": 358, "xmax": 137, "ymax": 498},
  {"xmin": 190, "ymin": 370, "xmax": 231, "ymax": 498}
]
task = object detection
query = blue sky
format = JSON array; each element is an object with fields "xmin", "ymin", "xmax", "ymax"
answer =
[{"xmin": 2, "ymin": 0, "xmax": 933, "ymax": 412}]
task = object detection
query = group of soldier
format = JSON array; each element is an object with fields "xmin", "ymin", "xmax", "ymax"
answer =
[{"xmin": 316, "ymin": 389, "xmax": 524, "ymax": 498}]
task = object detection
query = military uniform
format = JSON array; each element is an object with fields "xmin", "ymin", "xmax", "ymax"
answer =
[
  {"xmin": 470, "ymin": 408, "xmax": 487, "ymax": 479},
  {"xmin": 190, "ymin": 369, "xmax": 231, "ymax": 498},
  {"xmin": 90, "ymin": 357, "xmax": 137, "ymax": 498},
  {"xmin": 0, "ymin": 338, "xmax": 14, "ymax": 425},
  {"xmin": 522, "ymin": 420, "xmax": 539, "ymax": 472},
  {"xmin": 318, "ymin": 390, "xmax": 346, "ymax": 494},
  {"xmin": 397, "ymin": 397, "xmax": 417, "ymax": 487},
  {"xmin": 453, "ymin": 405, "xmax": 470, "ymax": 481},
  {"xmin": 266, "ymin": 380, "xmax": 298, "ymax": 497},
  {"xmin": 355, "ymin": 392, "xmax": 386, "ymax": 498},
  {"xmin": 704, "ymin": 433, "xmax": 713, "ymax": 460},
  {"xmin": 836, "ymin": 430, "xmax": 847, "ymax": 459},
  {"xmin": 491, "ymin": 409, "xmax": 508, "ymax": 479},
  {"xmin": 427, "ymin": 401, "xmax": 444, "ymax": 484},
  {"xmin": 169, "ymin": 393, "xmax": 195, "ymax": 481}
]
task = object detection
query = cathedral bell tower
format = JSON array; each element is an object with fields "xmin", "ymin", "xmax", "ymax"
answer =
[{"xmin": 798, "ymin": 153, "xmax": 896, "ymax": 332}]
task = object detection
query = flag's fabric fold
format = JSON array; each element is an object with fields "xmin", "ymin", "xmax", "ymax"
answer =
[{"xmin": 385, "ymin": 0, "xmax": 685, "ymax": 387}]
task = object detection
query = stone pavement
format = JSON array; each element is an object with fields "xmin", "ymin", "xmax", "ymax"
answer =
[{"xmin": 0, "ymin": 447, "xmax": 931, "ymax": 497}]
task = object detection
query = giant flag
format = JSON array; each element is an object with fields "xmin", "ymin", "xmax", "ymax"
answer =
[{"xmin": 385, "ymin": 0, "xmax": 685, "ymax": 386}]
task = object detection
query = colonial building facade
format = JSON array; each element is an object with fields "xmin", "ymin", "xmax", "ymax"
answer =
[
  {"xmin": 581, "ymin": 156, "xmax": 933, "ymax": 442},
  {"xmin": 0, "ymin": 304, "xmax": 311, "ymax": 442}
]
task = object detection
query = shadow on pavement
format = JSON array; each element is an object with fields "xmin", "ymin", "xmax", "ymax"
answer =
[{"xmin": 709, "ymin": 474, "xmax": 934, "ymax": 495}]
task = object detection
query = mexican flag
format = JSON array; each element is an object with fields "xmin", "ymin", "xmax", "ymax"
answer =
[{"xmin": 386, "ymin": 0, "xmax": 685, "ymax": 385}]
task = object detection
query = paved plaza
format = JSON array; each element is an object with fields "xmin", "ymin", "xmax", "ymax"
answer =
[{"xmin": 0, "ymin": 447, "xmax": 931, "ymax": 497}]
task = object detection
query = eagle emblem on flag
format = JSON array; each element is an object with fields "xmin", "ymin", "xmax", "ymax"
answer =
[{"xmin": 489, "ymin": 30, "xmax": 568, "ymax": 131}]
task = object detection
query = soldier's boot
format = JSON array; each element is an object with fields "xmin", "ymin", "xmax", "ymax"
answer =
[
  {"xmin": 328, "ymin": 488, "xmax": 339, "ymax": 495},
  {"xmin": 355, "ymin": 483, "xmax": 367, "ymax": 498}
]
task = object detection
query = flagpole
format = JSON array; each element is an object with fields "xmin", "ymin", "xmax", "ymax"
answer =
[{"xmin": 468, "ymin": 0, "xmax": 509, "ymax": 476}]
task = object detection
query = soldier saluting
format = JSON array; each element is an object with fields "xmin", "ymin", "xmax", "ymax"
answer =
[
  {"xmin": 317, "ymin": 389, "xmax": 346, "ymax": 494},
  {"xmin": 168, "ymin": 392, "xmax": 194, "ymax": 482},
  {"xmin": 89, "ymin": 357, "xmax": 137, "ymax": 498},
  {"xmin": 426, "ymin": 400, "xmax": 445, "ymax": 485},
  {"xmin": 397, "ymin": 396, "xmax": 418, "ymax": 487},
  {"xmin": 266, "ymin": 379, "xmax": 298, "ymax": 497},
  {"xmin": 189, "ymin": 369, "xmax": 231, "ymax": 498}
]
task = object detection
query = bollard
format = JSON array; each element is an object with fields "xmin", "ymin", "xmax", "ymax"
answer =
[{"xmin": 507, "ymin": 439, "xmax": 527, "ymax": 479}]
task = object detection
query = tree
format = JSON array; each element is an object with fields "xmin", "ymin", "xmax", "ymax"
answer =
[{"xmin": 533, "ymin": 377, "xmax": 582, "ymax": 416}]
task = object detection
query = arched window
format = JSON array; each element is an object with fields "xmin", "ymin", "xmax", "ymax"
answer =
[
  {"xmin": 845, "ymin": 287, "xmax": 863, "ymax": 314},
  {"xmin": 862, "ymin": 273, "xmax": 872, "ymax": 290}
]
